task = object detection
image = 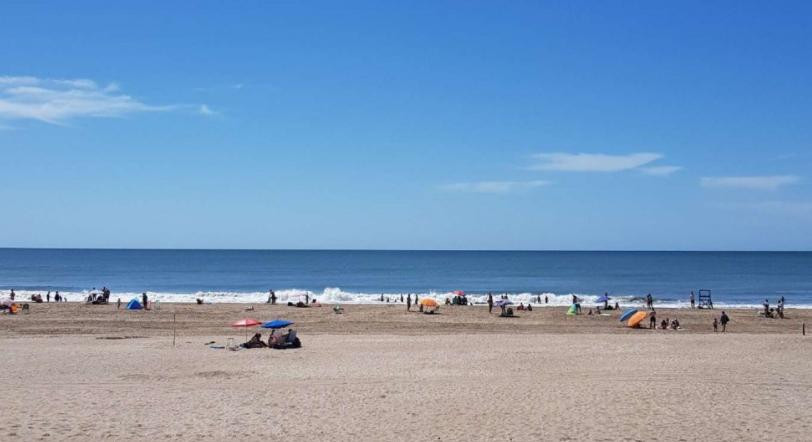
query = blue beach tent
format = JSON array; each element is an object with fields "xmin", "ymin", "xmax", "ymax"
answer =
[{"xmin": 126, "ymin": 299, "xmax": 143, "ymax": 310}]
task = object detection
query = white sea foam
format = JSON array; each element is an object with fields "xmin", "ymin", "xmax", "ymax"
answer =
[{"xmin": 4, "ymin": 288, "xmax": 807, "ymax": 309}]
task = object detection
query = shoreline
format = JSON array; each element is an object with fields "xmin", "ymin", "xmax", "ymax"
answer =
[{"xmin": 2, "ymin": 302, "xmax": 809, "ymax": 337}]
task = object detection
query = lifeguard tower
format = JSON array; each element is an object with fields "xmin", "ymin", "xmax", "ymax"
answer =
[{"xmin": 697, "ymin": 289, "xmax": 713, "ymax": 309}]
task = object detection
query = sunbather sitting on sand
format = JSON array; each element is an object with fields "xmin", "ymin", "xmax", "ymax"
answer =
[{"xmin": 242, "ymin": 333, "xmax": 267, "ymax": 349}]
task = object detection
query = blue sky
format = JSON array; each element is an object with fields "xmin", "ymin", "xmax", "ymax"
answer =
[{"xmin": 1, "ymin": 1, "xmax": 811, "ymax": 250}]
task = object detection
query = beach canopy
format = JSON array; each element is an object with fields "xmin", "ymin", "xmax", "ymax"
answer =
[
  {"xmin": 262, "ymin": 319, "xmax": 294, "ymax": 329},
  {"xmin": 619, "ymin": 308, "xmax": 638, "ymax": 322},
  {"xmin": 126, "ymin": 299, "xmax": 143, "ymax": 310},
  {"xmin": 454, "ymin": 290, "xmax": 465, "ymax": 296},
  {"xmin": 420, "ymin": 298, "xmax": 438, "ymax": 307},
  {"xmin": 494, "ymin": 299, "xmax": 513, "ymax": 307},
  {"xmin": 627, "ymin": 311, "xmax": 647, "ymax": 328},
  {"xmin": 232, "ymin": 318, "xmax": 261, "ymax": 328},
  {"xmin": 566, "ymin": 304, "xmax": 577, "ymax": 315},
  {"xmin": 596, "ymin": 294, "xmax": 610, "ymax": 303},
  {"xmin": 1, "ymin": 298, "xmax": 12, "ymax": 307}
]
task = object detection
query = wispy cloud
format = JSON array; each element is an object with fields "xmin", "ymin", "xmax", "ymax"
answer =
[
  {"xmin": 198, "ymin": 104, "xmax": 217, "ymax": 116},
  {"xmin": 440, "ymin": 180, "xmax": 550, "ymax": 194},
  {"xmin": 700, "ymin": 175, "xmax": 800, "ymax": 191},
  {"xmin": 530, "ymin": 152, "xmax": 663, "ymax": 172},
  {"xmin": 0, "ymin": 75, "xmax": 173, "ymax": 124}
]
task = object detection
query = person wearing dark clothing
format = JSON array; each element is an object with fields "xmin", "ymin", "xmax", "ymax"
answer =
[
  {"xmin": 406, "ymin": 294, "xmax": 411, "ymax": 311},
  {"xmin": 690, "ymin": 291, "xmax": 695, "ymax": 309},
  {"xmin": 649, "ymin": 311, "xmax": 656, "ymax": 329},
  {"xmin": 142, "ymin": 292, "xmax": 148, "ymax": 309},
  {"xmin": 720, "ymin": 311, "xmax": 730, "ymax": 332},
  {"xmin": 487, "ymin": 293, "xmax": 494, "ymax": 314},
  {"xmin": 46, "ymin": 292, "xmax": 50, "ymax": 303},
  {"xmin": 713, "ymin": 317, "xmax": 718, "ymax": 332}
]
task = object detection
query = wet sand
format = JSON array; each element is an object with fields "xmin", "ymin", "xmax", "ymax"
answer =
[{"xmin": 2, "ymin": 303, "xmax": 811, "ymax": 441}]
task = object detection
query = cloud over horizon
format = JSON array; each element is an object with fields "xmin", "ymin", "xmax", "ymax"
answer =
[
  {"xmin": 440, "ymin": 180, "xmax": 550, "ymax": 194},
  {"xmin": 700, "ymin": 175, "xmax": 800, "ymax": 191},
  {"xmin": 0, "ymin": 75, "xmax": 173, "ymax": 124}
]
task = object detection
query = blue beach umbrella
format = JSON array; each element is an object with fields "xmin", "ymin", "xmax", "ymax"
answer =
[
  {"xmin": 262, "ymin": 319, "xmax": 294, "ymax": 329},
  {"xmin": 619, "ymin": 309, "xmax": 638, "ymax": 322}
]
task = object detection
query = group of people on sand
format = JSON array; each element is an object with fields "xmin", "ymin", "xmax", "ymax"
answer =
[
  {"xmin": 5, "ymin": 289, "xmax": 67, "ymax": 303},
  {"xmin": 265, "ymin": 290, "xmax": 322, "ymax": 308},
  {"xmin": 241, "ymin": 329, "xmax": 301, "ymax": 350},
  {"xmin": 762, "ymin": 296, "xmax": 786, "ymax": 319},
  {"xmin": 87, "ymin": 287, "xmax": 111, "ymax": 304}
]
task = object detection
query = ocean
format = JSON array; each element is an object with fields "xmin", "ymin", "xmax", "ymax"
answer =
[{"xmin": 1, "ymin": 249, "xmax": 810, "ymax": 308}]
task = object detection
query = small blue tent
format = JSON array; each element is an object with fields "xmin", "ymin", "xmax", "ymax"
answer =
[{"xmin": 126, "ymin": 299, "xmax": 143, "ymax": 310}]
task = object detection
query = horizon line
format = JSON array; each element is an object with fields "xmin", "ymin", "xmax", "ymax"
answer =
[{"xmin": 0, "ymin": 247, "xmax": 810, "ymax": 253}]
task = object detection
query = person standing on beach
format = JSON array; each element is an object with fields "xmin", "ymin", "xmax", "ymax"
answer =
[
  {"xmin": 117, "ymin": 298, "xmax": 121, "ymax": 309},
  {"xmin": 10, "ymin": 289, "xmax": 15, "ymax": 300},
  {"xmin": 487, "ymin": 293, "xmax": 493, "ymax": 313},
  {"xmin": 406, "ymin": 294, "xmax": 411, "ymax": 311},
  {"xmin": 46, "ymin": 292, "xmax": 50, "ymax": 303},
  {"xmin": 646, "ymin": 293, "xmax": 654, "ymax": 310},
  {"xmin": 720, "ymin": 311, "xmax": 730, "ymax": 332},
  {"xmin": 142, "ymin": 292, "xmax": 148, "ymax": 310},
  {"xmin": 690, "ymin": 291, "xmax": 695, "ymax": 309},
  {"xmin": 713, "ymin": 317, "xmax": 718, "ymax": 332},
  {"xmin": 545, "ymin": 295, "xmax": 548, "ymax": 304},
  {"xmin": 649, "ymin": 311, "xmax": 656, "ymax": 329}
]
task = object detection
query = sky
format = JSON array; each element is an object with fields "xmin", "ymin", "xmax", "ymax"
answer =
[{"xmin": 1, "ymin": 1, "xmax": 811, "ymax": 250}]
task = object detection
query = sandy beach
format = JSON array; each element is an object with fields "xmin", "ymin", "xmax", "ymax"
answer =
[{"xmin": 2, "ymin": 303, "xmax": 811, "ymax": 441}]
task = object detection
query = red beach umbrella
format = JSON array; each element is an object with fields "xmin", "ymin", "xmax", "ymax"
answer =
[
  {"xmin": 232, "ymin": 318, "xmax": 261, "ymax": 327},
  {"xmin": 231, "ymin": 318, "xmax": 261, "ymax": 341}
]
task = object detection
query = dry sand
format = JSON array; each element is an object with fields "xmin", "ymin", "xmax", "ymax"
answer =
[{"xmin": 2, "ymin": 303, "xmax": 811, "ymax": 441}]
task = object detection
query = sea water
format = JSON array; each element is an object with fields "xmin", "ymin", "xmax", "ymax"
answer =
[{"xmin": 1, "ymin": 249, "xmax": 810, "ymax": 308}]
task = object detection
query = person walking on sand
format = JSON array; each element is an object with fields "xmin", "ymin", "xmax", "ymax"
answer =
[
  {"xmin": 487, "ymin": 292, "xmax": 494, "ymax": 313},
  {"xmin": 720, "ymin": 311, "xmax": 730, "ymax": 332},
  {"xmin": 406, "ymin": 294, "xmax": 412, "ymax": 311},
  {"xmin": 713, "ymin": 317, "xmax": 718, "ymax": 332},
  {"xmin": 142, "ymin": 292, "xmax": 148, "ymax": 310},
  {"xmin": 117, "ymin": 298, "xmax": 121, "ymax": 309},
  {"xmin": 46, "ymin": 291, "xmax": 50, "ymax": 303},
  {"xmin": 649, "ymin": 311, "xmax": 657, "ymax": 329},
  {"xmin": 690, "ymin": 291, "xmax": 695, "ymax": 309}
]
